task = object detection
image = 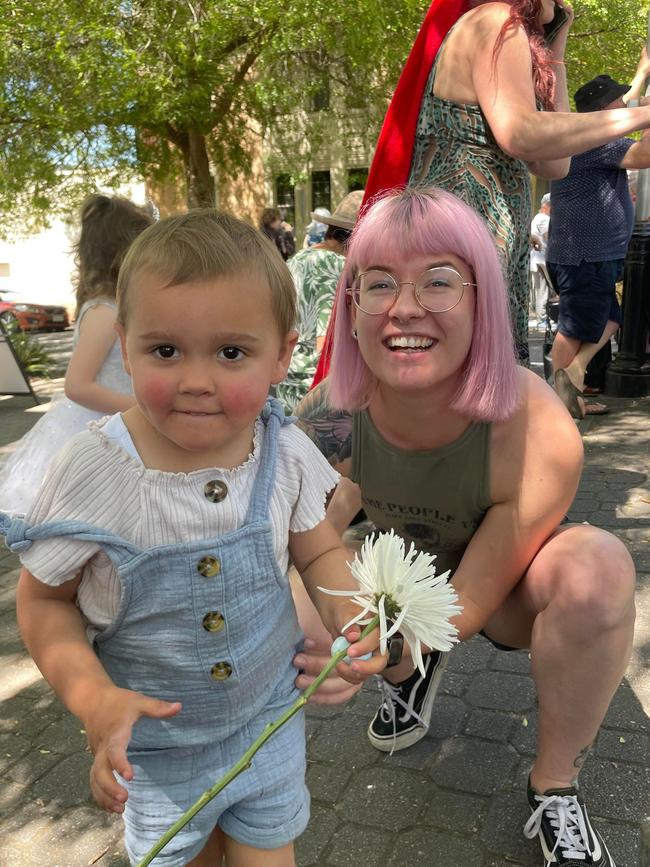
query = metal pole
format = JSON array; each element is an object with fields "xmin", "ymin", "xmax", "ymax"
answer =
[
  {"xmin": 604, "ymin": 9, "xmax": 650, "ymax": 396},
  {"xmin": 635, "ymin": 7, "xmax": 650, "ymax": 219}
]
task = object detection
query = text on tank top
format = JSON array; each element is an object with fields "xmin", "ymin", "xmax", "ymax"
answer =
[{"xmin": 350, "ymin": 410, "xmax": 492, "ymax": 577}]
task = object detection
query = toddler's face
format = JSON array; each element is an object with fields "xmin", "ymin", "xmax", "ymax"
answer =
[{"xmin": 117, "ymin": 269, "xmax": 295, "ymax": 467}]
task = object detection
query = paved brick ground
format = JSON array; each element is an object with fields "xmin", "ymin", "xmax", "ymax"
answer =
[{"xmin": 0, "ymin": 337, "xmax": 648, "ymax": 866}]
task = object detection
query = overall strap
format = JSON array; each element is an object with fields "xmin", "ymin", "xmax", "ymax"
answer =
[
  {"xmin": 0, "ymin": 513, "xmax": 142, "ymax": 566},
  {"xmin": 244, "ymin": 398, "xmax": 293, "ymax": 524}
]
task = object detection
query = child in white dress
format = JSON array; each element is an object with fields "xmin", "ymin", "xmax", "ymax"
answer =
[
  {"xmin": 5, "ymin": 210, "xmax": 385, "ymax": 866},
  {"xmin": 0, "ymin": 195, "xmax": 153, "ymax": 515}
]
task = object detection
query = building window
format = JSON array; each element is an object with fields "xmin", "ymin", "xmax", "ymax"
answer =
[
  {"xmin": 311, "ymin": 171, "xmax": 331, "ymax": 212},
  {"xmin": 311, "ymin": 74, "xmax": 330, "ymax": 112},
  {"xmin": 348, "ymin": 168, "xmax": 368, "ymax": 191},
  {"xmin": 276, "ymin": 174, "xmax": 295, "ymax": 226}
]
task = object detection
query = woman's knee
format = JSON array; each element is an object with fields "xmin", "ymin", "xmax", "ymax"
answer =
[{"xmin": 551, "ymin": 527, "xmax": 635, "ymax": 626}]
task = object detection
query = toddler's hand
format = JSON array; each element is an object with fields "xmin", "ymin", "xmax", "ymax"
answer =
[
  {"xmin": 331, "ymin": 611, "xmax": 387, "ymax": 685},
  {"xmin": 84, "ymin": 686, "xmax": 181, "ymax": 813}
]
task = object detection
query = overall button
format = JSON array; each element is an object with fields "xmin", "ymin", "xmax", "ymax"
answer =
[
  {"xmin": 204, "ymin": 480, "xmax": 228, "ymax": 503},
  {"xmin": 197, "ymin": 556, "xmax": 220, "ymax": 578},
  {"xmin": 202, "ymin": 611, "xmax": 225, "ymax": 633},
  {"xmin": 210, "ymin": 662, "xmax": 232, "ymax": 681}
]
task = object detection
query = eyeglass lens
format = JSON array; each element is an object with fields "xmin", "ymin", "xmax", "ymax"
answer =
[{"xmin": 353, "ymin": 267, "xmax": 465, "ymax": 314}]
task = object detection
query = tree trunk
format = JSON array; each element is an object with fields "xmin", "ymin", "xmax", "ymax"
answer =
[{"xmin": 183, "ymin": 130, "xmax": 215, "ymax": 209}]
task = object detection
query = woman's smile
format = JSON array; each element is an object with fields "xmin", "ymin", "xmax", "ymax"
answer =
[{"xmin": 384, "ymin": 335, "xmax": 437, "ymax": 352}]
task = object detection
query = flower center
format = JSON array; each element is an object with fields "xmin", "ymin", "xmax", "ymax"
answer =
[{"xmin": 375, "ymin": 593, "xmax": 402, "ymax": 620}]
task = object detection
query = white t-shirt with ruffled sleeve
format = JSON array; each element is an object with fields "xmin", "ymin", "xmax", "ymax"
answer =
[{"xmin": 20, "ymin": 413, "xmax": 339, "ymax": 638}]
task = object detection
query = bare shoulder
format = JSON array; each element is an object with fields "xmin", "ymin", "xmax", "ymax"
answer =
[
  {"xmin": 460, "ymin": 0, "xmax": 531, "ymax": 64},
  {"xmin": 465, "ymin": 1, "xmax": 519, "ymax": 36},
  {"xmin": 293, "ymin": 380, "xmax": 353, "ymax": 472},
  {"xmin": 491, "ymin": 369, "xmax": 583, "ymax": 501}
]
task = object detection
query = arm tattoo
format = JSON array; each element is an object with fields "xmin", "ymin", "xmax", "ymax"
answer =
[{"xmin": 294, "ymin": 381, "xmax": 353, "ymax": 467}]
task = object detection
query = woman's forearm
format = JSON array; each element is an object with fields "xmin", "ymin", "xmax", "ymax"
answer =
[
  {"xmin": 524, "ymin": 58, "xmax": 572, "ymax": 177},
  {"xmin": 552, "ymin": 58, "xmax": 570, "ymax": 114},
  {"xmin": 502, "ymin": 104, "xmax": 650, "ymax": 162},
  {"xmin": 64, "ymin": 379, "xmax": 135, "ymax": 414},
  {"xmin": 625, "ymin": 49, "xmax": 650, "ymax": 104},
  {"xmin": 527, "ymin": 159, "xmax": 570, "ymax": 180}
]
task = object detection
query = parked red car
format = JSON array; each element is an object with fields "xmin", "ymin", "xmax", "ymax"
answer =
[{"xmin": 0, "ymin": 295, "xmax": 70, "ymax": 332}]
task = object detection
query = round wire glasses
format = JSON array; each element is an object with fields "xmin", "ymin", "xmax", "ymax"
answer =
[{"xmin": 347, "ymin": 266, "xmax": 476, "ymax": 315}]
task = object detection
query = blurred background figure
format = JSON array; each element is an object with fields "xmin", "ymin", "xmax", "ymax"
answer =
[
  {"xmin": 276, "ymin": 191, "xmax": 363, "ymax": 412},
  {"xmin": 303, "ymin": 207, "xmax": 331, "ymax": 248},
  {"xmin": 0, "ymin": 194, "xmax": 153, "ymax": 516},
  {"xmin": 548, "ymin": 51, "xmax": 650, "ymax": 418},
  {"xmin": 259, "ymin": 206, "xmax": 295, "ymax": 261},
  {"xmin": 529, "ymin": 193, "xmax": 552, "ymax": 325}
]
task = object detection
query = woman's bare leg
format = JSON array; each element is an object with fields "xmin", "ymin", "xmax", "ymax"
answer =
[{"xmin": 483, "ymin": 524, "xmax": 635, "ymax": 792}]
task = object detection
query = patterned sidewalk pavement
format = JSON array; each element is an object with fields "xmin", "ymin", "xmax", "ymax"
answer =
[{"xmin": 0, "ymin": 349, "xmax": 648, "ymax": 866}]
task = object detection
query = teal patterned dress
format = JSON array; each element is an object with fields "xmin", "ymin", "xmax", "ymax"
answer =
[{"xmin": 409, "ymin": 31, "xmax": 532, "ymax": 363}]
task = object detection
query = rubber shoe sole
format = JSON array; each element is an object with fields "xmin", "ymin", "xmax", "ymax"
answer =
[{"xmin": 367, "ymin": 652, "xmax": 449, "ymax": 752}]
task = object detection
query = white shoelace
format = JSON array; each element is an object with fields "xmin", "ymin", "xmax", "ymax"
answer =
[
  {"xmin": 377, "ymin": 676, "xmax": 428, "ymax": 754},
  {"xmin": 523, "ymin": 792, "xmax": 594, "ymax": 864}
]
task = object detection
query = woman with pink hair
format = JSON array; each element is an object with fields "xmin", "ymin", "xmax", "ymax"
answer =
[{"xmin": 294, "ymin": 187, "xmax": 633, "ymax": 866}]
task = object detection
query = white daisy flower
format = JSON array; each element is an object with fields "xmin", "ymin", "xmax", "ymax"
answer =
[{"xmin": 320, "ymin": 529, "xmax": 462, "ymax": 676}]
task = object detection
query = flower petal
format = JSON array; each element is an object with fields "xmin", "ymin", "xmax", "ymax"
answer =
[
  {"xmin": 318, "ymin": 530, "xmax": 463, "ymax": 662},
  {"xmin": 378, "ymin": 594, "xmax": 388, "ymax": 656}
]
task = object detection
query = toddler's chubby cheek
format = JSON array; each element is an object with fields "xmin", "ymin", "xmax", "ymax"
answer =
[
  {"xmin": 220, "ymin": 383, "xmax": 267, "ymax": 417},
  {"xmin": 136, "ymin": 377, "xmax": 175, "ymax": 413}
]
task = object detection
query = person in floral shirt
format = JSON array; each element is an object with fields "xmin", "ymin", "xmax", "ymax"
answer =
[{"xmin": 277, "ymin": 191, "xmax": 363, "ymax": 411}]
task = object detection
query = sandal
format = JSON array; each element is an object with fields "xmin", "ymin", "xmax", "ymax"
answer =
[{"xmin": 554, "ymin": 369, "xmax": 585, "ymax": 420}]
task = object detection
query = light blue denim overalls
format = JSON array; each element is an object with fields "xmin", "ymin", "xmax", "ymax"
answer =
[{"xmin": 1, "ymin": 400, "xmax": 310, "ymax": 864}]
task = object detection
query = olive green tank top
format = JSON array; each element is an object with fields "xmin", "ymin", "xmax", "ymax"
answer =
[{"xmin": 351, "ymin": 410, "xmax": 493, "ymax": 577}]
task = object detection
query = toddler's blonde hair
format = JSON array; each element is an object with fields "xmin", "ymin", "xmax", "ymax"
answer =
[{"xmin": 116, "ymin": 209, "xmax": 297, "ymax": 335}]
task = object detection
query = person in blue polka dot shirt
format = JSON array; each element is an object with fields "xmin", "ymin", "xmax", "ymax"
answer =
[{"xmin": 547, "ymin": 47, "xmax": 650, "ymax": 418}]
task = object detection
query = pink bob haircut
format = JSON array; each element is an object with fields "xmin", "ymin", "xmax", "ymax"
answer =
[{"xmin": 328, "ymin": 186, "xmax": 520, "ymax": 422}]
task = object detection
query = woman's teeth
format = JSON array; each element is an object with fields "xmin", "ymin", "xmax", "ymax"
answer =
[{"xmin": 386, "ymin": 336, "xmax": 434, "ymax": 350}]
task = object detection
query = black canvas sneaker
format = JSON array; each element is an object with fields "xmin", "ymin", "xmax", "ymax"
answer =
[
  {"xmin": 524, "ymin": 777, "xmax": 616, "ymax": 866},
  {"xmin": 367, "ymin": 651, "xmax": 448, "ymax": 752}
]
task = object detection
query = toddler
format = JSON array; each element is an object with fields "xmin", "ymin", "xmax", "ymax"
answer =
[{"xmin": 2, "ymin": 210, "xmax": 383, "ymax": 866}]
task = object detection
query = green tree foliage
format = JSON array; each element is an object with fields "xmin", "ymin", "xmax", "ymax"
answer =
[
  {"xmin": 566, "ymin": 0, "xmax": 648, "ymax": 98},
  {"xmin": 0, "ymin": 0, "xmax": 427, "ymax": 233},
  {"xmin": 0, "ymin": 0, "xmax": 647, "ymax": 235}
]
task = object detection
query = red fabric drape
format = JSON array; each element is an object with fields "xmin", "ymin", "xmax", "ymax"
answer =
[{"xmin": 312, "ymin": 0, "xmax": 470, "ymax": 387}]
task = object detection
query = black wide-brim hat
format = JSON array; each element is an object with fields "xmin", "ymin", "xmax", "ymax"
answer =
[{"xmin": 574, "ymin": 75, "xmax": 629, "ymax": 112}]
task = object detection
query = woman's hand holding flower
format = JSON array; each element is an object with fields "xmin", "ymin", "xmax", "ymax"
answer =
[
  {"xmin": 330, "ymin": 609, "xmax": 388, "ymax": 684},
  {"xmin": 319, "ymin": 529, "xmax": 462, "ymax": 678}
]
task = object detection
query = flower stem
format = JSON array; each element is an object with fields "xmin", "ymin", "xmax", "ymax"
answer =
[{"xmin": 136, "ymin": 615, "xmax": 380, "ymax": 866}]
